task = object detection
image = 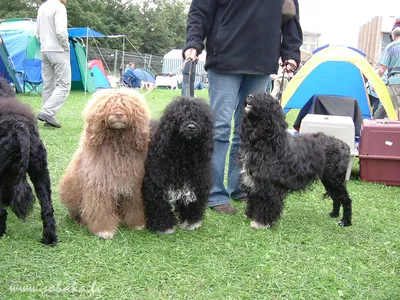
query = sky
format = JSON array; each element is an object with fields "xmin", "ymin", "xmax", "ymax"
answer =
[{"xmin": 299, "ymin": 0, "xmax": 400, "ymax": 47}]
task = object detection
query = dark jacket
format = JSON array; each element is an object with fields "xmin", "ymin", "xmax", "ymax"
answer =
[{"xmin": 183, "ymin": 0, "xmax": 303, "ymax": 75}]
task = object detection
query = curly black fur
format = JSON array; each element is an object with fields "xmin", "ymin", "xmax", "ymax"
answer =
[
  {"xmin": 0, "ymin": 77, "xmax": 15, "ymax": 99},
  {"xmin": 142, "ymin": 96, "xmax": 214, "ymax": 233},
  {"xmin": 0, "ymin": 98, "xmax": 57, "ymax": 245},
  {"xmin": 239, "ymin": 93, "xmax": 352, "ymax": 228}
]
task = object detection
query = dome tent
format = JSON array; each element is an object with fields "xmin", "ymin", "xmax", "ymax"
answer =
[{"xmin": 282, "ymin": 45, "xmax": 396, "ymax": 120}]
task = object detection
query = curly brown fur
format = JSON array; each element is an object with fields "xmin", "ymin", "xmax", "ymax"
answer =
[
  {"xmin": 0, "ymin": 97, "xmax": 57, "ymax": 245},
  {"xmin": 59, "ymin": 89, "xmax": 150, "ymax": 239},
  {"xmin": 239, "ymin": 93, "xmax": 352, "ymax": 229},
  {"xmin": 142, "ymin": 97, "xmax": 214, "ymax": 234}
]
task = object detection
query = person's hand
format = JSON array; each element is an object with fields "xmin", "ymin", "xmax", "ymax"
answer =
[
  {"xmin": 282, "ymin": 59, "xmax": 297, "ymax": 73},
  {"xmin": 184, "ymin": 48, "xmax": 198, "ymax": 61}
]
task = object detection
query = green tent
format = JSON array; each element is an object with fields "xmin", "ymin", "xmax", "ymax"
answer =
[{"xmin": 69, "ymin": 38, "xmax": 96, "ymax": 92}]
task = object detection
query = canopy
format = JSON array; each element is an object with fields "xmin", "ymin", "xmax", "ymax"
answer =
[{"xmin": 68, "ymin": 27, "xmax": 106, "ymax": 38}]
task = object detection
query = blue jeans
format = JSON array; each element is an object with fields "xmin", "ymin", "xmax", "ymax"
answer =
[{"xmin": 208, "ymin": 69, "xmax": 271, "ymax": 207}]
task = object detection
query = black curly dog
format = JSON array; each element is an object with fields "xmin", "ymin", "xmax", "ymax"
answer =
[
  {"xmin": 0, "ymin": 96, "xmax": 57, "ymax": 245},
  {"xmin": 239, "ymin": 93, "xmax": 352, "ymax": 229},
  {"xmin": 143, "ymin": 96, "xmax": 214, "ymax": 234}
]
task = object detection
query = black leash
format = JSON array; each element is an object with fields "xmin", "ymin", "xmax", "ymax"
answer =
[{"xmin": 276, "ymin": 61, "xmax": 297, "ymax": 105}]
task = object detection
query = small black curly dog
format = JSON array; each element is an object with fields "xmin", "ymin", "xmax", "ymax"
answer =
[
  {"xmin": 239, "ymin": 93, "xmax": 352, "ymax": 229},
  {"xmin": 0, "ymin": 97, "xmax": 57, "ymax": 245},
  {"xmin": 143, "ymin": 96, "xmax": 214, "ymax": 234}
]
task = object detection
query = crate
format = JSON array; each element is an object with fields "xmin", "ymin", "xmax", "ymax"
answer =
[
  {"xmin": 359, "ymin": 119, "xmax": 400, "ymax": 186},
  {"xmin": 300, "ymin": 114, "xmax": 357, "ymax": 180}
]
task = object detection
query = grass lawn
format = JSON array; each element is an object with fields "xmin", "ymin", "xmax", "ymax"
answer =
[{"xmin": 0, "ymin": 89, "xmax": 399, "ymax": 299}]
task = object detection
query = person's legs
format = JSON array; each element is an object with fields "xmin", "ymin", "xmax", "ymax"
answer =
[
  {"xmin": 369, "ymin": 95, "xmax": 380, "ymax": 114},
  {"xmin": 389, "ymin": 84, "xmax": 400, "ymax": 119},
  {"xmin": 41, "ymin": 52, "xmax": 55, "ymax": 107},
  {"xmin": 374, "ymin": 104, "xmax": 387, "ymax": 119},
  {"xmin": 228, "ymin": 75, "xmax": 270, "ymax": 200},
  {"xmin": 41, "ymin": 51, "xmax": 71, "ymax": 118},
  {"xmin": 374, "ymin": 84, "xmax": 400, "ymax": 119},
  {"xmin": 208, "ymin": 70, "xmax": 242, "ymax": 208}
]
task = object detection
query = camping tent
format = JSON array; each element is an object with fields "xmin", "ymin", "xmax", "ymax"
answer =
[
  {"xmin": 88, "ymin": 59, "xmax": 111, "ymax": 89},
  {"xmin": 132, "ymin": 68, "xmax": 155, "ymax": 84},
  {"xmin": 162, "ymin": 49, "xmax": 207, "ymax": 85},
  {"xmin": 0, "ymin": 34, "xmax": 23, "ymax": 93},
  {"xmin": 68, "ymin": 27, "xmax": 125, "ymax": 93},
  {"xmin": 281, "ymin": 45, "xmax": 397, "ymax": 120},
  {"xmin": 0, "ymin": 19, "xmax": 110, "ymax": 93},
  {"xmin": 0, "ymin": 18, "xmax": 40, "ymax": 93}
]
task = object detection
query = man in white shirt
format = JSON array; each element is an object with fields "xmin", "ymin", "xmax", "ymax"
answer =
[{"xmin": 36, "ymin": 0, "xmax": 71, "ymax": 128}]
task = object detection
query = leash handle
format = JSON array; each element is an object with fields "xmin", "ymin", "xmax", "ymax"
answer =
[{"xmin": 182, "ymin": 59, "xmax": 197, "ymax": 97}]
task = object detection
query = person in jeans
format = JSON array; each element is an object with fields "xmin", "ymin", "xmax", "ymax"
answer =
[
  {"xmin": 36, "ymin": 0, "xmax": 71, "ymax": 128},
  {"xmin": 183, "ymin": 0, "xmax": 303, "ymax": 214},
  {"xmin": 374, "ymin": 27, "xmax": 400, "ymax": 120}
]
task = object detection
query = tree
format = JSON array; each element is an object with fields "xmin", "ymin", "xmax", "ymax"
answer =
[{"xmin": 0, "ymin": 0, "xmax": 188, "ymax": 56}]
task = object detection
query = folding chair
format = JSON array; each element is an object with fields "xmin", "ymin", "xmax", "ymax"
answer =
[{"xmin": 22, "ymin": 59, "xmax": 43, "ymax": 94}]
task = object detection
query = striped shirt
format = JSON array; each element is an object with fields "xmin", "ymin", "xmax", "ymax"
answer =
[{"xmin": 379, "ymin": 40, "xmax": 400, "ymax": 85}]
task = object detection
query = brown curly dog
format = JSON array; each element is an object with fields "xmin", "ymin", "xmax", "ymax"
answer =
[{"xmin": 58, "ymin": 88, "xmax": 150, "ymax": 239}]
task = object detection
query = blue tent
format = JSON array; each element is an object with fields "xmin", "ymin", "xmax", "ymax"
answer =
[
  {"xmin": 132, "ymin": 68, "xmax": 156, "ymax": 84},
  {"xmin": 92, "ymin": 65, "xmax": 111, "ymax": 89}
]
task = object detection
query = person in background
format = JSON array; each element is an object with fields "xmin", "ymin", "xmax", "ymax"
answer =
[
  {"xmin": 389, "ymin": 17, "xmax": 400, "ymax": 42},
  {"xmin": 183, "ymin": 0, "xmax": 303, "ymax": 214},
  {"xmin": 124, "ymin": 62, "xmax": 142, "ymax": 88},
  {"xmin": 367, "ymin": 68, "xmax": 387, "ymax": 115},
  {"xmin": 36, "ymin": 0, "xmax": 71, "ymax": 128},
  {"xmin": 374, "ymin": 27, "xmax": 400, "ymax": 120}
]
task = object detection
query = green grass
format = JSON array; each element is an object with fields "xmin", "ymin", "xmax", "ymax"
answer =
[{"xmin": 0, "ymin": 89, "xmax": 399, "ymax": 299}]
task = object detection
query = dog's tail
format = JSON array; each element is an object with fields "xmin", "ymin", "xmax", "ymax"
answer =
[{"xmin": 9, "ymin": 123, "xmax": 35, "ymax": 220}]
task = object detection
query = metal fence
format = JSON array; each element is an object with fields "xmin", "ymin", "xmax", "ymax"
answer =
[
  {"xmin": 86, "ymin": 46, "xmax": 163, "ymax": 77},
  {"xmin": 86, "ymin": 45, "xmax": 209, "ymax": 87}
]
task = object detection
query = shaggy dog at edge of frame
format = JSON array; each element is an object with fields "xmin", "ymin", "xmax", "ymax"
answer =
[
  {"xmin": 0, "ymin": 89, "xmax": 57, "ymax": 245},
  {"xmin": 58, "ymin": 88, "xmax": 150, "ymax": 240},
  {"xmin": 142, "ymin": 96, "xmax": 214, "ymax": 234},
  {"xmin": 238, "ymin": 93, "xmax": 352, "ymax": 229}
]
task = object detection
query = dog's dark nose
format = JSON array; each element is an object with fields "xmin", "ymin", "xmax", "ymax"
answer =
[
  {"xmin": 115, "ymin": 111, "xmax": 123, "ymax": 118},
  {"xmin": 187, "ymin": 124, "xmax": 196, "ymax": 130}
]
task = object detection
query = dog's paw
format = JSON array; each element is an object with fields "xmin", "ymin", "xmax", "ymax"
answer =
[
  {"xmin": 133, "ymin": 224, "xmax": 145, "ymax": 230},
  {"xmin": 95, "ymin": 231, "xmax": 116, "ymax": 240},
  {"xmin": 157, "ymin": 228, "xmax": 175, "ymax": 235},
  {"xmin": 338, "ymin": 218, "xmax": 352, "ymax": 227},
  {"xmin": 250, "ymin": 220, "xmax": 271, "ymax": 230},
  {"xmin": 40, "ymin": 232, "xmax": 58, "ymax": 246},
  {"xmin": 179, "ymin": 220, "xmax": 202, "ymax": 231},
  {"xmin": 0, "ymin": 225, "xmax": 6, "ymax": 238},
  {"xmin": 329, "ymin": 212, "xmax": 340, "ymax": 218}
]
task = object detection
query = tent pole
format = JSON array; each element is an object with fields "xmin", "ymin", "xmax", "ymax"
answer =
[
  {"xmin": 84, "ymin": 27, "xmax": 89, "ymax": 95},
  {"xmin": 122, "ymin": 36, "xmax": 125, "ymax": 71}
]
